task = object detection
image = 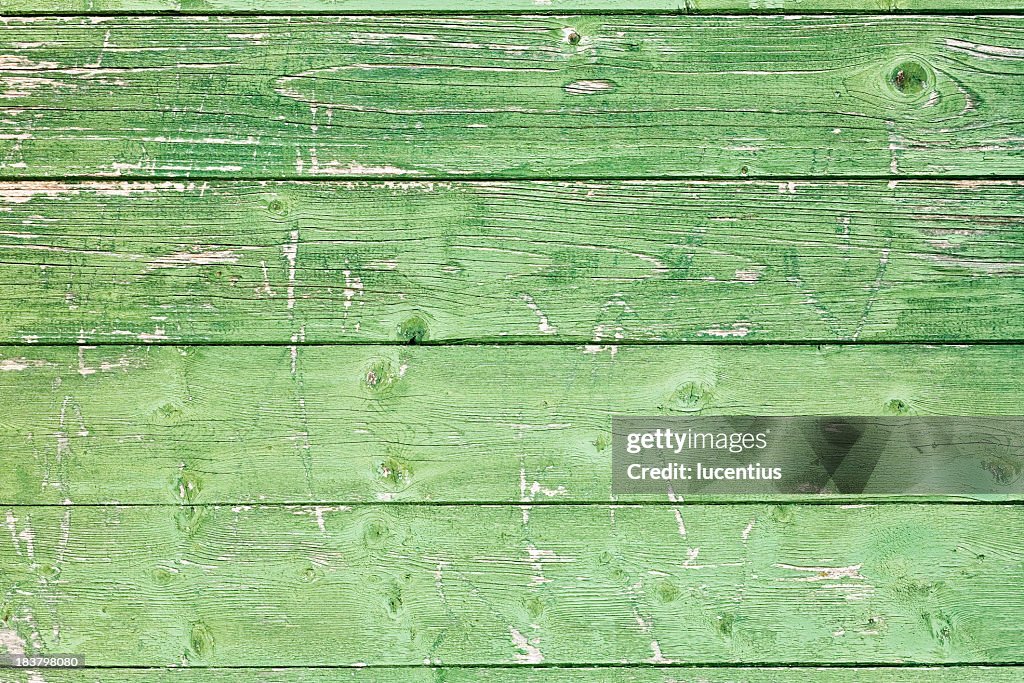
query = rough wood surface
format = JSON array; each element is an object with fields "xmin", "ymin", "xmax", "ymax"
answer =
[
  {"xmin": 4, "ymin": 0, "xmax": 1024, "ymax": 12},
  {"xmin": 2, "ymin": 16, "xmax": 1023, "ymax": 179},
  {"xmin": 1, "ymin": 504, "xmax": 1022, "ymax": 666},
  {"xmin": 1, "ymin": 667, "xmax": 1023, "ymax": 683},
  {"xmin": 2, "ymin": 344, "xmax": 1021, "ymax": 504},
  {"xmin": 3, "ymin": 180, "xmax": 1023, "ymax": 344}
]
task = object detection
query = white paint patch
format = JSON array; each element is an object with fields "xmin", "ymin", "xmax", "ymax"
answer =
[
  {"xmin": 289, "ymin": 327, "xmax": 305, "ymax": 376},
  {"xmin": 18, "ymin": 525, "xmax": 34, "ymax": 560},
  {"xmin": 697, "ymin": 322, "xmax": 751, "ymax": 338},
  {"xmin": 775, "ymin": 563, "xmax": 865, "ymax": 582},
  {"xmin": 0, "ymin": 625, "xmax": 27, "ymax": 656},
  {"xmin": 314, "ymin": 161, "xmax": 418, "ymax": 176},
  {"xmin": 313, "ymin": 506, "xmax": 329, "ymax": 533},
  {"xmin": 582, "ymin": 344, "xmax": 618, "ymax": 357},
  {"xmin": 563, "ymin": 79, "xmax": 614, "ymax": 95},
  {"xmin": 509, "ymin": 627, "xmax": 543, "ymax": 664},
  {"xmin": 283, "ymin": 230, "xmax": 299, "ymax": 310},
  {"xmin": 257, "ymin": 260, "xmax": 275, "ymax": 297},
  {"xmin": 521, "ymin": 294, "xmax": 556, "ymax": 334},
  {"xmin": 434, "ymin": 560, "xmax": 449, "ymax": 602},
  {"xmin": 57, "ymin": 505, "xmax": 72, "ymax": 565},
  {"xmin": 342, "ymin": 269, "xmax": 363, "ymax": 309},
  {"xmin": 5, "ymin": 510, "xmax": 19, "ymax": 555},
  {"xmin": 0, "ymin": 358, "xmax": 48, "ymax": 371},
  {"xmin": 146, "ymin": 250, "xmax": 238, "ymax": 269},
  {"xmin": 673, "ymin": 508, "xmax": 687, "ymax": 537},
  {"xmin": 525, "ymin": 543, "xmax": 575, "ymax": 586},
  {"xmin": 137, "ymin": 327, "xmax": 168, "ymax": 342},
  {"xmin": 742, "ymin": 518, "xmax": 756, "ymax": 541},
  {"xmin": 78, "ymin": 346, "xmax": 95, "ymax": 376},
  {"xmin": 0, "ymin": 183, "xmax": 69, "ymax": 204},
  {"xmin": 945, "ymin": 38, "xmax": 1024, "ymax": 59},
  {"xmin": 733, "ymin": 268, "xmax": 763, "ymax": 283},
  {"xmin": 648, "ymin": 640, "xmax": 673, "ymax": 664}
]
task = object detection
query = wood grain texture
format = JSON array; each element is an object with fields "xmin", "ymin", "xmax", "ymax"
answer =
[
  {"xmin": 3, "ymin": 180, "xmax": 1024, "ymax": 344},
  {"xmin": 1, "ymin": 16, "xmax": 1023, "ymax": 179},
  {"xmin": 4, "ymin": 0, "xmax": 1024, "ymax": 13},
  {"xmin": 1, "ymin": 503, "xmax": 1023, "ymax": 665},
  {"xmin": 2, "ymin": 344, "xmax": 1022, "ymax": 504},
  {"xmin": 2, "ymin": 668, "xmax": 1024, "ymax": 683}
]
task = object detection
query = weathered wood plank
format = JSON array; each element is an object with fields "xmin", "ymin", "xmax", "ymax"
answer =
[
  {"xmin": 1, "ymin": 504, "xmax": 1022, "ymax": 665},
  {"xmin": 2, "ymin": 667, "xmax": 1023, "ymax": 683},
  {"xmin": 2, "ymin": 344, "xmax": 1022, "ymax": 504},
  {"xmin": 3, "ymin": 180, "xmax": 1023, "ymax": 344},
  {"xmin": 3, "ymin": 0, "xmax": 1024, "ymax": 13},
  {"xmin": 2, "ymin": 16, "xmax": 1023, "ymax": 179}
]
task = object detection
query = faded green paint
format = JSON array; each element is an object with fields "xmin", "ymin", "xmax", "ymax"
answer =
[
  {"xmin": 4, "ymin": 669, "xmax": 1024, "ymax": 683},
  {"xmin": 2, "ymin": 344, "xmax": 1022, "ymax": 504},
  {"xmin": 2, "ymin": 4, "xmax": 1022, "ymax": 679},
  {"xmin": 0, "ymin": 16, "xmax": 1023, "ymax": 178},
  {"xmin": 1, "ymin": 504, "xmax": 1022, "ymax": 665},
  {"xmin": 3, "ymin": 0, "xmax": 1024, "ymax": 12},
  {"xmin": 1, "ymin": 180, "xmax": 1023, "ymax": 344}
]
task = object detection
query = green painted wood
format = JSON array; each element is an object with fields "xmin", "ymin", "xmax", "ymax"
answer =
[
  {"xmin": 3, "ymin": 180, "xmax": 1024, "ymax": 344},
  {"xmin": 1, "ymin": 503, "xmax": 1022, "ymax": 665},
  {"xmin": 2, "ymin": 343, "xmax": 1022, "ymax": 504},
  {"xmin": 3, "ymin": 0, "xmax": 1024, "ymax": 13},
  {"xmin": 1, "ymin": 16, "xmax": 1023, "ymax": 179},
  {"xmin": 1, "ymin": 667, "xmax": 1023, "ymax": 683}
]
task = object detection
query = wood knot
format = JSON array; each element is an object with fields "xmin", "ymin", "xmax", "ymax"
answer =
[
  {"xmin": 889, "ymin": 60, "xmax": 931, "ymax": 97},
  {"xmin": 362, "ymin": 517, "xmax": 392, "ymax": 548},
  {"xmin": 524, "ymin": 595, "xmax": 545, "ymax": 619},
  {"xmin": 398, "ymin": 316, "xmax": 429, "ymax": 344},
  {"xmin": 174, "ymin": 469, "xmax": 202, "ymax": 504},
  {"xmin": 884, "ymin": 398, "xmax": 911, "ymax": 415},
  {"xmin": 364, "ymin": 358, "xmax": 404, "ymax": 393},
  {"xmin": 299, "ymin": 565, "xmax": 320, "ymax": 584},
  {"xmin": 173, "ymin": 505, "xmax": 208, "ymax": 536},
  {"xmin": 151, "ymin": 567, "xmax": 176, "ymax": 586},
  {"xmin": 664, "ymin": 381, "xmax": 714, "ymax": 413},
  {"xmin": 266, "ymin": 197, "xmax": 289, "ymax": 217},
  {"xmin": 562, "ymin": 27, "xmax": 581, "ymax": 45},
  {"xmin": 38, "ymin": 564, "xmax": 61, "ymax": 580},
  {"xmin": 377, "ymin": 456, "xmax": 411, "ymax": 488},
  {"xmin": 383, "ymin": 580, "xmax": 404, "ymax": 618},
  {"xmin": 654, "ymin": 578, "xmax": 680, "ymax": 604},
  {"xmin": 188, "ymin": 621, "xmax": 214, "ymax": 659}
]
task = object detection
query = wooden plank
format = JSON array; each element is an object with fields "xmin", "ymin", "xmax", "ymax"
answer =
[
  {"xmin": 1, "ymin": 503, "xmax": 1022, "ymax": 665},
  {"xmin": 1, "ymin": 16, "xmax": 1023, "ymax": 179},
  {"xmin": 3, "ymin": 1, "xmax": 1024, "ymax": 13},
  {"xmin": 3, "ymin": 180, "xmax": 1024, "ymax": 344},
  {"xmin": 2, "ymin": 667, "xmax": 1024, "ymax": 683},
  {"xmin": 2, "ymin": 343, "xmax": 1022, "ymax": 504}
]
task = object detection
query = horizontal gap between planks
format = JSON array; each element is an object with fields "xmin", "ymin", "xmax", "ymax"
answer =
[
  {"xmin": 6, "ymin": 10, "xmax": 1024, "ymax": 17},
  {"xmin": 7, "ymin": 662, "xmax": 1024, "ymax": 670},
  {"xmin": 11, "ymin": 340, "xmax": 1024, "ymax": 348},
  {"xmin": 3, "ymin": 501, "xmax": 1020, "ymax": 508},
  {"xmin": 7, "ymin": 174, "xmax": 1024, "ymax": 183}
]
